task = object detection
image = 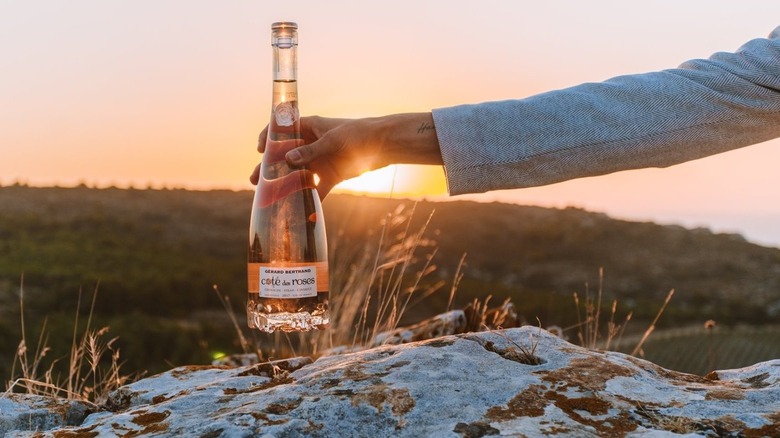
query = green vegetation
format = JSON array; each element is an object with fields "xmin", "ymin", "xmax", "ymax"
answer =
[
  {"xmin": 1, "ymin": 185, "xmax": 779, "ymax": 380},
  {"xmin": 622, "ymin": 324, "xmax": 780, "ymax": 376}
]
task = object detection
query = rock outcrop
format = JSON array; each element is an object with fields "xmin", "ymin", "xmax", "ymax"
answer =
[{"xmin": 2, "ymin": 327, "xmax": 778, "ymax": 437}]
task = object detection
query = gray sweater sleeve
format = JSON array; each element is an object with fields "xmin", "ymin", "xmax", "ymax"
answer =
[{"xmin": 432, "ymin": 26, "xmax": 780, "ymax": 196}]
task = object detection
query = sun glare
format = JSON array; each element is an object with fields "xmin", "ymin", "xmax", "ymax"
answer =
[
  {"xmin": 335, "ymin": 165, "xmax": 399, "ymax": 195},
  {"xmin": 333, "ymin": 164, "xmax": 448, "ymax": 197}
]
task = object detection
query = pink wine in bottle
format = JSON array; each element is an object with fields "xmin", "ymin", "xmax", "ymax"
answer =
[{"xmin": 247, "ymin": 22, "xmax": 329, "ymax": 332}]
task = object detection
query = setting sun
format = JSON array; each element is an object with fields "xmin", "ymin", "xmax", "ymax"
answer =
[
  {"xmin": 334, "ymin": 166, "xmax": 398, "ymax": 195},
  {"xmin": 334, "ymin": 165, "xmax": 447, "ymax": 197}
]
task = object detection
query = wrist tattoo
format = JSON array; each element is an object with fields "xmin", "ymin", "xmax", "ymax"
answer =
[{"xmin": 417, "ymin": 121, "xmax": 435, "ymax": 134}]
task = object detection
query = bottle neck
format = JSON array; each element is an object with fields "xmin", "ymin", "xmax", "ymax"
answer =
[
  {"xmin": 271, "ymin": 44, "xmax": 298, "ymax": 120},
  {"xmin": 273, "ymin": 43, "xmax": 297, "ymax": 82},
  {"xmin": 269, "ymin": 24, "xmax": 300, "ymax": 141},
  {"xmin": 257, "ymin": 22, "xmax": 318, "ymax": 207},
  {"xmin": 262, "ymin": 23, "xmax": 305, "ymax": 181},
  {"xmin": 271, "ymin": 23, "xmax": 297, "ymax": 82}
]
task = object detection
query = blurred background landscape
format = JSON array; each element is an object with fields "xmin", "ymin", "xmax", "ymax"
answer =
[
  {"xmin": 3, "ymin": 1, "xmax": 780, "ymax": 247},
  {"xmin": 2, "ymin": 185, "xmax": 779, "ymax": 381},
  {"xmin": 3, "ymin": 2, "xmax": 780, "ymax": 402}
]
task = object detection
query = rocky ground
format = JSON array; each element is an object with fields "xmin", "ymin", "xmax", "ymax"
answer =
[{"xmin": 1, "ymin": 326, "xmax": 778, "ymax": 437}]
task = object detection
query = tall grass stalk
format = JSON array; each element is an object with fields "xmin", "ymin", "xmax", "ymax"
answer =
[
  {"xmin": 212, "ymin": 284, "xmax": 254, "ymax": 357},
  {"xmin": 573, "ymin": 267, "xmax": 605, "ymax": 349},
  {"xmin": 631, "ymin": 289, "xmax": 675, "ymax": 356},
  {"xmin": 8, "ymin": 274, "xmax": 54, "ymax": 395},
  {"xmin": 605, "ymin": 299, "xmax": 632, "ymax": 351},
  {"xmin": 447, "ymin": 253, "xmax": 467, "ymax": 314}
]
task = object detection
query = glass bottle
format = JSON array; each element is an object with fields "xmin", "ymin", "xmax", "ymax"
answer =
[{"xmin": 247, "ymin": 22, "xmax": 329, "ymax": 332}]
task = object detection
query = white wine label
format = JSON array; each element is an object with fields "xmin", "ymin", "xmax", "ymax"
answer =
[
  {"xmin": 259, "ymin": 265, "xmax": 317, "ymax": 299},
  {"xmin": 248, "ymin": 261, "xmax": 328, "ymax": 295}
]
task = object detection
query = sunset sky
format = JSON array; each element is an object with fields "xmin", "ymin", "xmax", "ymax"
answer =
[{"xmin": 2, "ymin": 1, "xmax": 779, "ymax": 246}]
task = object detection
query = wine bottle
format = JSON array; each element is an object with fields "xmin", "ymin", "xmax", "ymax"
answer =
[{"xmin": 247, "ymin": 22, "xmax": 329, "ymax": 333}]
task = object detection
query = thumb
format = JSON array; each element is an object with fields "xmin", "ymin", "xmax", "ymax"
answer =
[{"xmin": 285, "ymin": 136, "xmax": 338, "ymax": 167}]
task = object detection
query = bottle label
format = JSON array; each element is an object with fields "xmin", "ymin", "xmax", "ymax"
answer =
[{"xmin": 248, "ymin": 261, "xmax": 328, "ymax": 298}]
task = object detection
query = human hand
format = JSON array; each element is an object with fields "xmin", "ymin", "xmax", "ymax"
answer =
[{"xmin": 250, "ymin": 113, "xmax": 442, "ymax": 199}]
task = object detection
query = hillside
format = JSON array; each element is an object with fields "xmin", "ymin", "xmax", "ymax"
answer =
[
  {"xmin": 1, "ymin": 185, "xmax": 779, "ymax": 377},
  {"xmin": 326, "ymin": 194, "xmax": 780, "ymax": 324}
]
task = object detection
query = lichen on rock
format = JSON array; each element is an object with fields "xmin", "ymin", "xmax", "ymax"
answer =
[{"xmin": 1, "ymin": 327, "xmax": 778, "ymax": 437}]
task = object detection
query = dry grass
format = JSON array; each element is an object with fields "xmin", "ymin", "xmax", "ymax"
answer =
[
  {"xmin": 318, "ymin": 202, "xmax": 448, "ymax": 354},
  {"xmin": 486, "ymin": 322, "xmax": 544, "ymax": 366},
  {"xmin": 630, "ymin": 289, "xmax": 675, "ymax": 357},
  {"xmin": 216, "ymin": 202, "xmax": 451, "ymax": 362},
  {"xmin": 636, "ymin": 405, "xmax": 701, "ymax": 434},
  {"xmin": 571, "ymin": 268, "xmax": 630, "ymax": 350},
  {"xmin": 5, "ymin": 199, "xmax": 675, "ymax": 401},
  {"xmin": 341, "ymin": 203, "xmax": 443, "ymax": 349},
  {"xmin": 223, "ymin": 207, "xmax": 673, "ymax": 364},
  {"xmin": 213, "ymin": 284, "xmax": 254, "ymax": 357},
  {"xmin": 4, "ymin": 277, "xmax": 135, "ymax": 406},
  {"xmin": 567, "ymin": 267, "xmax": 673, "ymax": 356}
]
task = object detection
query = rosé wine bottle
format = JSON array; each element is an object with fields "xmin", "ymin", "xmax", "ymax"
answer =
[{"xmin": 247, "ymin": 22, "xmax": 329, "ymax": 332}]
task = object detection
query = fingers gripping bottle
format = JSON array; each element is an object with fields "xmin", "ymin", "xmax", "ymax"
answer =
[{"xmin": 247, "ymin": 22, "xmax": 329, "ymax": 332}]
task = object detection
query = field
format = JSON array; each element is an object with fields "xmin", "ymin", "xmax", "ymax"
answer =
[
  {"xmin": 624, "ymin": 324, "xmax": 780, "ymax": 376},
  {"xmin": 1, "ymin": 185, "xmax": 779, "ymax": 381}
]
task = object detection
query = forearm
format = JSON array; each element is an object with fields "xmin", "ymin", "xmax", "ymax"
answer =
[
  {"xmin": 433, "ymin": 26, "xmax": 780, "ymax": 195},
  {"xmin": 370, "ymin": 112, "xmax": 443, "ymax": 167}
]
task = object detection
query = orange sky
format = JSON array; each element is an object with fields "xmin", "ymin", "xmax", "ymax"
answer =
[{"xmin": 2, "ymin": 1, "xmax": 779, "ymax": 246}]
